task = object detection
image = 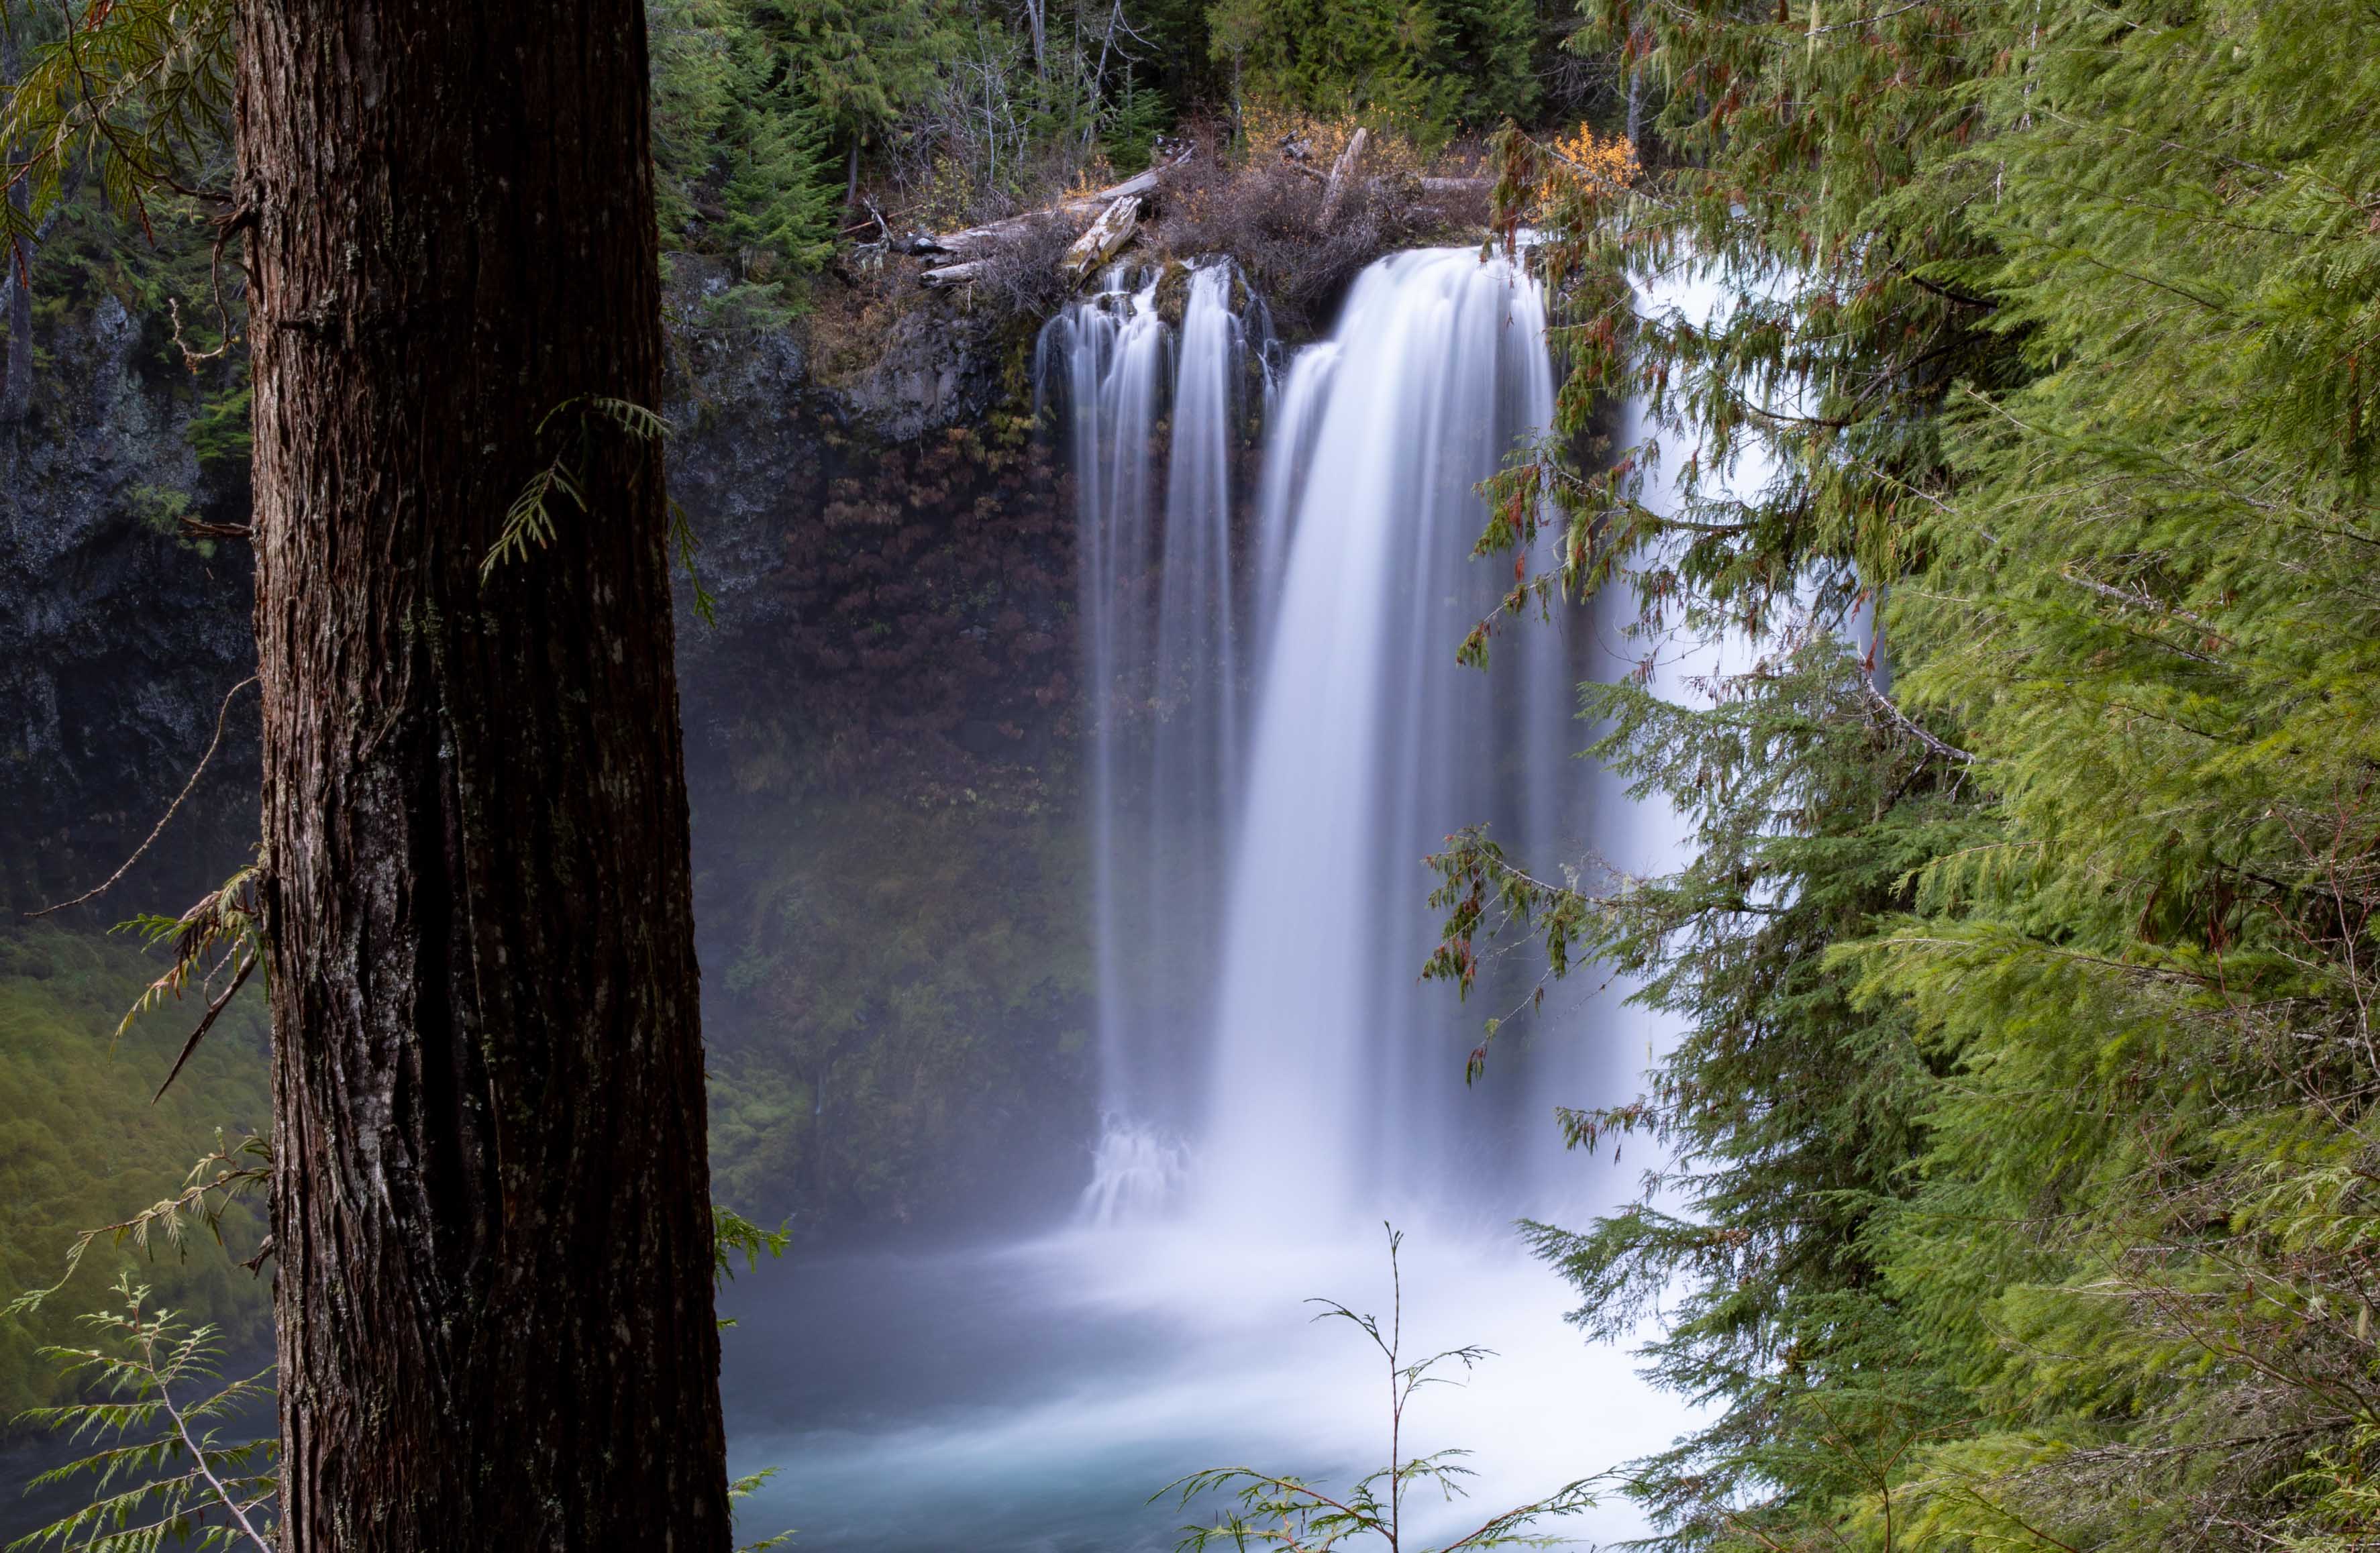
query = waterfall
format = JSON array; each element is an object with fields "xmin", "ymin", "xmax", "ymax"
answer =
[
  {"xmin": 729, "ymin": 256, "xmax": 1728, "ymax": 1553},
  {"xmin": 1200, "ymin": 250, "xmax": 1571, "ymax": 1222},
  {"xmin": 1045, "ymin": 248, "xmax": 1586, "ymax": 1228},
  {"xmin": 1037, "ymin": 262, "xmax": 1263, "ymax": 1220}
]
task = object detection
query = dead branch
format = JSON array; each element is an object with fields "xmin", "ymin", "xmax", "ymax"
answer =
[
  {"xmin": 1062, "ymin": 193, "xmax": 1141, "ymax": 279},
  {"xmin": 911, "ymin": 146, "xmax": 1192, "ymax": 257},
  {"xmin": 1318, "ymin": 127, "xmax": 1369, "ymax": 230}
]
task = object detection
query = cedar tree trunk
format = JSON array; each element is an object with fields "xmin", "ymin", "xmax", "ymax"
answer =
[{"xmin": 236, "ymin": 3, "xmax": 729, "ymax": 1546}]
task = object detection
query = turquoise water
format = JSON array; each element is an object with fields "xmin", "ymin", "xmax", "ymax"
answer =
[{"xmin": 717, "ymin": 1220, "xmax": 1688, "ymax": 1552}]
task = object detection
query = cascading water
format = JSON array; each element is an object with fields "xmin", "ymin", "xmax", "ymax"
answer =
[
  {"xmin": 1045, "ymin": 248, "xmax": 1604, "ymax": 1228},
  {"xmin": 725, "ymin": 255, "xmax": 1733, "ymax": 1553},
  {"xmin": 1036, "ymin": 262, "xmax": 1265, "ymax": 1218},
  {"xmin": 1199, "ymin": 249, "xmax": 1583, "ymax": 1223}
]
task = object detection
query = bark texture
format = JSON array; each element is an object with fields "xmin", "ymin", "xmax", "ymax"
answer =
[{"xmin": 236, "ymin": 3, "xmax": 728, "ymax": 1547}]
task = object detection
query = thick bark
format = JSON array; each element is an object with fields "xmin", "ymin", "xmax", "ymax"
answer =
[{"xmin": 236, "ymin": 3, "xmax": 727, "ymax": 1548}]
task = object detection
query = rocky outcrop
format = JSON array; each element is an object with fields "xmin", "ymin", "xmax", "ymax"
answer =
[{"xmin": 0, "ymin": 294, "xmax": 258, "ymax": 914}]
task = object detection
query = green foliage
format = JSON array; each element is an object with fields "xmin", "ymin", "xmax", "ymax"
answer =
[
  {"xmin": 716, "ymin": 69, "xmax": 839, "ymax": 281},
  {"xmin": 484, "ymin": 395, "xmax": 719, "ymax": 626},
  {"xmin": 8, "ymin": 1277, "xmax": 273, "ymax": 1553},
  {"xmin": 1206, "ymin": 0, "xmax": 1535, "ymax": 145},
  {"xmin": 1164, "ymin": 1229, "xmax": 1600, "ymax": 1553},
  {"xmin": 112, "ymin": 865, "xmax": 260, "ymax": 1100},
  {"xmin": 1098, "ymin": 78, "xmax": 1168, "ymax": 176},
  {"xmin": 747, "ymin": 0, "xmax": 946, "ymax": 150},
  {"xmin": 7, "ymin": 1134, "xmax": 268, "ymax": 1326},
  {"xmin": 711, "ymin": 1205, "xmax": 791, "ymax": 1284},
  {"xmin": 0, "ymin": 0, "xmax": 234, "ymax": 256},
  {"xmin": 121, "ymin": 486, "xmax": 191, "ymax": 540},
  {"xmin": 0, "ymin": 929, "xmax": 270, "ymax": 1428},
  {"xmin": 10, "ymin": 1169, "xmax": 793, "ymax": 1551},
  {"xmin": 180, "ymin": 383, "xmax": 248, "ymax": 474},
  {"xmin": 1429, "ymin": 636, "xmax": 1980, "ymax": 1548},
  {"xmin": 729, "ymin": 1469, "xmax": 795, "ymax": 1553},
  {"xmin": 1451, "ymin": 2, "xmax": 2380, "ymax": 1550},
  {"xmin": 649, "ymin": 0, "xmax": 843, "ymax": 315}
]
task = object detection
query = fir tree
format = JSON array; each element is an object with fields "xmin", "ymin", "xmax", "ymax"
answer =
[
  {"xmin": 1205, "ymin": 0, "xmax": 1536, "ymax": 144},
  {"xmin": 747, "ymin": 0, "xmax": 947, "ymax": 192}
]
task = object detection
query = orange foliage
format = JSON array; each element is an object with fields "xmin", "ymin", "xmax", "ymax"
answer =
[{"xmin": 1540, "ymin": 125, "xmax": 1641, "ymax": 198}]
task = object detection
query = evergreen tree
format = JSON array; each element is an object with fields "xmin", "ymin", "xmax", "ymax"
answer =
[
  {"xmin": 748, "ymin": 0, "xmax": 947, "ymax": 191},
  {"xmin": 648, "ymin": 0, "xmax": 841, "ymax": 319},
  {"xmin": 1431, "ymin": 638, "xmax": 1977, "ymax": 1550},
  {"xmin": 1206, "ymin": 0, "xmax": 1535, "ymax": 143},
  {"xmin": 236, "ymin": 0, "xmax": 731, "ymax": 1544},
  {"xmin": 1456, "ymin": 3, "xmax": 2380, "ymax": 1549}
]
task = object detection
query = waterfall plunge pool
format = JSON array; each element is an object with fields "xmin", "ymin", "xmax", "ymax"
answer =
[{"xmin": 719, "ymin": 1218, "xmax": 1694, "ymax": 1553}]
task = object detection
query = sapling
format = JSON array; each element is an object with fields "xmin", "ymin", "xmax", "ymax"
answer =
[{"xmin": 1163, "ymin": 1226, "xmax": 1602, "ymax": 1553}]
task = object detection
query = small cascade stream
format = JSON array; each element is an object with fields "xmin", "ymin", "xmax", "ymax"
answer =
[{"xmin": 1035, "ymin": 262, "xmax": 1268, "ymax": 1211}]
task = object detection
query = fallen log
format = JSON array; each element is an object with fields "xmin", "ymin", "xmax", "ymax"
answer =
[
  {"xmin": 1063, "ymin": 195, "xmax": 1142, "ymax": 279},
  {"xmin": 919, "ymin": 258, "xmax": 995, "ymax": 289},
  {"xmin": 913, "ymin": 150, "xmax": 1191, "ymax": 258}
]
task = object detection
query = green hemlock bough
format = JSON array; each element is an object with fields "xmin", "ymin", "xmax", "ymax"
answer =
[{"xmin": 1438, "ymin": 5, "xmax": 2380, "ymax": 1550}]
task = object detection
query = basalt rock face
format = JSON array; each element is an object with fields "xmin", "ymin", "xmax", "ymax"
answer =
[
  {"xmin": 0, "ymin": 295, "xmax": 258, "ymax": 918},
  {"xmin": 0, "ymin": 265, "xmax": 1094, "ymax": 1236},
  {"xmin": 664, "ymin": 277, "xmax": 1094, "ymax": 1237}
]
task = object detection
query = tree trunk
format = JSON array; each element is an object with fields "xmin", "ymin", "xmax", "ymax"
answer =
[{"xmin": 235, "ymin": 3, "xmax": 728, "ymax": 1548}]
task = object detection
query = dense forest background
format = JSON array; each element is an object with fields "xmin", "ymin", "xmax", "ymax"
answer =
[{"xmin": 7, "ymin": 3, "xmax": 2380, "ymax": 1552}]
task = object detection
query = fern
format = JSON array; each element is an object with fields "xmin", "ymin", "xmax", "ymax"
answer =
[
  {"xmin": 7, "ymin": 1276, "xmax": 274, "ymax": 1553},
  {"xmin": 481, "ymin": 395, "xmax": 716, "ymax": 623}
]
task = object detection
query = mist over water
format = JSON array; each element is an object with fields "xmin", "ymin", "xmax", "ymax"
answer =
[
  {"xmin": 727, "ymin": 251, "xmax": 1720, "ymax": 1551},
  {"xmin": 722, "ymin": 1220, "xmax": 1687, "ymax": 1552}
]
